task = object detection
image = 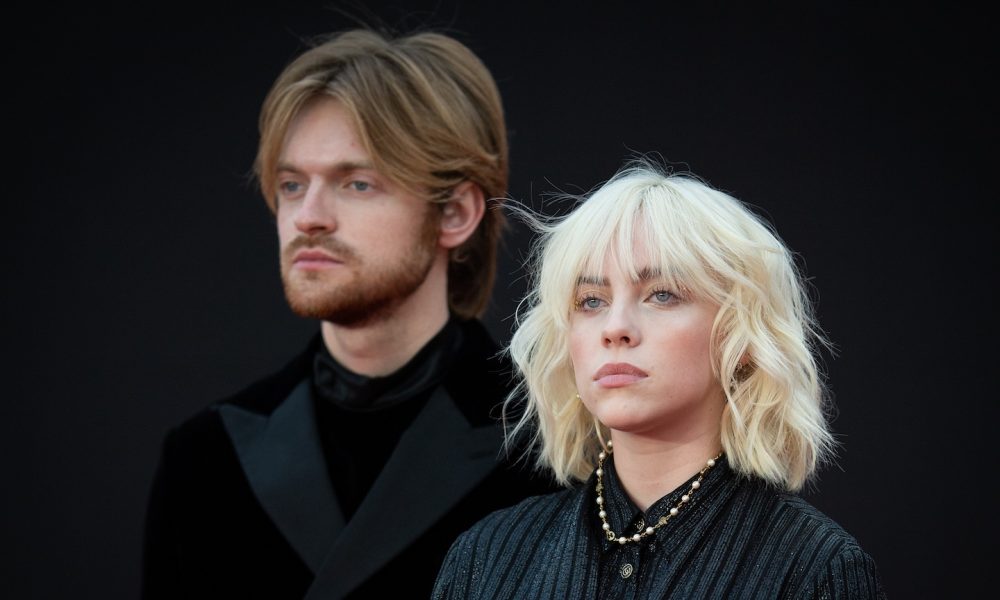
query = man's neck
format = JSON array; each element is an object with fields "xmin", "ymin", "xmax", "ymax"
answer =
[
  {"xmin": 319, "ymin": 260, "xmax": 452, "ymax": 377},
  {"xmin": 320, "ymin": 308, "xmax": 449, "ymax": 377}
]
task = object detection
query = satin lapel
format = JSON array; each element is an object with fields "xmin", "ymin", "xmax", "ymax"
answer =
[
  {"xmin": 304, "ymin": 386, "xmax": 503, "ymax": 600},
  {"xmin": 219, "ymin": 379, "xmax": 344, "ymax": 574}
]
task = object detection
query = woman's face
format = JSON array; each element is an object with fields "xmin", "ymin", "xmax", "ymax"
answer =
[{"xmin": 569, "ymin": 247, "xmax": 725, "ymax": 442}]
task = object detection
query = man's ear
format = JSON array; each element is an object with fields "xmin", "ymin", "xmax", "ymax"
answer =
[{"xmin": 438, "ymin": 181, "xmax": 486, "ymax": 249}]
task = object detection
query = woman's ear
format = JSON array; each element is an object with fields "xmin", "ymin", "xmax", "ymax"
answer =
[
  {"xmin": 438, "ymin": 181, "xmax": 486, "ymax": 249},
  {"xmin": 734, "ymin": 353, "xmax": 754, "ymax": 381}
]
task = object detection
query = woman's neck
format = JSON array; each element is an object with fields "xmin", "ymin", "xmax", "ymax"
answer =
[{"xmin": 610, "ymin": 428, "xmax": 722, "ymax": 512}]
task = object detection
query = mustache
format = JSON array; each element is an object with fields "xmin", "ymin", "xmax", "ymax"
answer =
[{"xmin": 284, "ymin": 235, "xmax": 357, "ymax": 262}]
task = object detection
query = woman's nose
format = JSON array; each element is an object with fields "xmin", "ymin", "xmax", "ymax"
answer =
[{"xmin": 602, "ymin": 304, "xmax": 641, "ymax": 348}]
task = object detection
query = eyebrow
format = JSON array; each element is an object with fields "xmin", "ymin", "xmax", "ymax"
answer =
[
  {"xmin": 575, "ymin": 275, "xmax": 608, "ymax": 286},
  {"xmin": 275, "ymin": 160, "xmax": 376, "ymax": 175},
  {"xmin": 575, "ymin": 267, "xmax": 665, "ymax": 287}
]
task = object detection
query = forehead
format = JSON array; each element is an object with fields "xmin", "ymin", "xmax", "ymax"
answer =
[
  {"xmin": 280, "ymin": 97, "xmax": 369, "ymax": 164},
  {"xmin": 577, "ymin": 229, "xmax": 660, "ymax": 278}
]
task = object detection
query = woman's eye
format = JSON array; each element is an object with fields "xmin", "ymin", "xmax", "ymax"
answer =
[
  {"xmin": 576, "ymin": 296, "xmax": 604, "ymax": 310},
  {"xmin": 650, "ymin": 290, "xmax": 675, "ymax": 303}
]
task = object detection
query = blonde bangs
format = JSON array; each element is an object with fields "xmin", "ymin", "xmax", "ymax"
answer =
[{"xmin": 507, "ymin": 162, "xmax": 834, "ymax": 490}]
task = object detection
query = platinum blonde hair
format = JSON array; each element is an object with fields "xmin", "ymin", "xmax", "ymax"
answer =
[{"xmin": 506, "ymin": 162, "xmax": 834, "ymax": 491}]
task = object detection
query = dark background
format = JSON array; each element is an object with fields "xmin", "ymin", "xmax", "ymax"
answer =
[{"xmin": 5, "ymin": 2, "xmax": 994, "ymax": 598}]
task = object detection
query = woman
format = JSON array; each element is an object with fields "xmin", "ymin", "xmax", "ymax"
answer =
[{"xmin": 432, "ymin": 163, "xmax": 884, "ymax": 599}]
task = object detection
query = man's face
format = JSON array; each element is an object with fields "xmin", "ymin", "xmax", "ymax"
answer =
[{"xmin": 274, "ymin": 97, "xmax": 440, "ymax": 326}]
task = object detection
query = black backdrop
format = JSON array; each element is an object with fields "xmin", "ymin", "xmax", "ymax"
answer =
[{"xmin": 5, "ymin": 3, "xmax": 993, "ymax": 598}]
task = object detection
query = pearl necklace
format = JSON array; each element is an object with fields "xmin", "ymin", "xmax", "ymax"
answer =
[{"xmin": 595, "ymin": 441, "xmax": 724, "ymax": 545}]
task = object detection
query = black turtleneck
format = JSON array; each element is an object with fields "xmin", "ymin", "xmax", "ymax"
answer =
[{"xmin": 311, "ymin": 318, "xmax": 463, "ymax": 520}]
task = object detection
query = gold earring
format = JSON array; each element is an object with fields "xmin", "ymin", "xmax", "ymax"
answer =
[{"xmin": 734, "ymin": 361, "xmax": 753, "ymax": 381}]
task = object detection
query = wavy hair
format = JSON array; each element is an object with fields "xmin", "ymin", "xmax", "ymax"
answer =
[
  {"xmin": 254, "ymin": 29, "xmax": 508, "ymax": 319},
  {"xmin": 506, "ymin": 162, "xmax": 834, "ymax": 491}
]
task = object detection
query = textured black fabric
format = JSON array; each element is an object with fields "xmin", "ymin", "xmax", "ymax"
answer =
[
  {"xmin": 312, "ymin": 318, "xmax": 461, "ymax": 519},
  {"xmin": 141, "ymin": 319, "xmax": 558, "ymax": 599},
  {"xmin": 433, "ymin": 456, "xmax": 885, "ymax": 599},
  {"xmin": 312, "ymin": 317, "xmax": 461, "ymax": 412}
]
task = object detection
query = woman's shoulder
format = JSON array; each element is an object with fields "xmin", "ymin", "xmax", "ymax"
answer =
[
  {"xmin": 445, "ymin": 486, "xmax": 585, "ymax": 562},
  {"xmin": 460, "ymin": 486, "xmax": 581, "ymax": 544},
  {"xmin": 735, "ymin": 481, "xmax": 885, "ymax": 597},
  {"xmin": 432, "ymin": 486, "xmax": 586, "ymax": 599},
  {"xmin": 767, "ymin": 490, "xmax": 868, "ymax": 552}
]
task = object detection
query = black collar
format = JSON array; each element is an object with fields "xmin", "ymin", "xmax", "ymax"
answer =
[
  {"xmin": 312, "ymin": 317, "xmax": 462, "ymax": 412},
  {"xmin": 596, "ymin": 454, "xmax": 735, "ymax": 554}
]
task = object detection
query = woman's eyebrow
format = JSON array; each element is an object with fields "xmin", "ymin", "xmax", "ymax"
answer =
[
  {"xmin": 634, "ymin": 267, "xmax": 664, "ymax": 282},
  {"xmin": 575, "ymin": 275, "xmax": 608, "ymax": 286}
]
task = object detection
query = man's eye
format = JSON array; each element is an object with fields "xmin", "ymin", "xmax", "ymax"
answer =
[
  {"xmin": 350, "ymin": 181, "xmax": 371, "ymax": 192},
  {"xmin": 279, "ymin": 181, "xmax": 302, "ymax": 194}
]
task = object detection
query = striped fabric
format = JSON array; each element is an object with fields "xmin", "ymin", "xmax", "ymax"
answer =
[{"xmin": 433, "ymin": 456, "xmax": 884, "ymax": 599}]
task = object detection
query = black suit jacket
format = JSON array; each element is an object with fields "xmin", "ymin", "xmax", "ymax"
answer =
[{"xmin": 142, "ymin": 320, "xmax": 555, "ymax": 599}]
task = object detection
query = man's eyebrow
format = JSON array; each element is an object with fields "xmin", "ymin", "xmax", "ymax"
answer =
[{"xmin": 275, "ymin": 160, "xmax": 376, "ymax": 174}]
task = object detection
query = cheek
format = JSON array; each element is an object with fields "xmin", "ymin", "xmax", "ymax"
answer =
[
  {"xmin": 570, "ymin": 327, "xmax": 597, "ymax": 414},
  {"xmin": 567, "ymin": 324, "xmax": 586, "ymax": 368},
  {"xmin": 671, "ymin": 323, "xmax": 717, "ymax": 385},
  {"xmin": 276, "ymin": 209, "xmax": 296, "ymax": 243},
  {"xmin": 568, "ymin": 321, "xmax": 598, "ymax": 391}
]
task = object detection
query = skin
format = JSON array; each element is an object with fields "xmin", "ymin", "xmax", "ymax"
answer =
[
  {"xmin": 274, "ymin": 96, "xmax": 484, "ymax": 376},
  {"xmin": 569, "ymin": 245, "xmax": 725, "ymax": 511}
]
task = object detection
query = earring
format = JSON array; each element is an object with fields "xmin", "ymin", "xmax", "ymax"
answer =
[
  {"xmin": 734, "ymin": 361, "xmax": 753, "ymax": 381},
  {"xmin": 593, "ymin": 414, "xmax": 609, "ymax": 451}
]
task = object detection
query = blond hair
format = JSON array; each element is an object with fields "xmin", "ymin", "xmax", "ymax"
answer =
[
  {"xmin": 254, "ymin": 29, "xmax": 508, "ymax": 319},
  {"xmin": 507, "ymin": 162, "xmax": 834, "ymax": 491}
]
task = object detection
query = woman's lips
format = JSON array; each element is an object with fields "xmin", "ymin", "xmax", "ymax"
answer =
[{"xmin": 594, "ymin": 363, "xmax": 648, "ymax": 388}]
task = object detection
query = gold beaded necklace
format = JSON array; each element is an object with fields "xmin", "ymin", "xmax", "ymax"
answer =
[{"xmin": 595, "ymin": 441, "xmax": 724, "ymax": 545}]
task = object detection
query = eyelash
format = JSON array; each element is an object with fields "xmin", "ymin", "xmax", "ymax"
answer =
[
  {"xmin": 278, "ymin": 181, "xmax": 302, "ymax": 195},
  {"xmin": 649, "ymin": 289, "xmax": 676, "ymax": 303},
  {"xmin": 574, "ymin": 295, "xmax": 605, "ymax": 310},
  {"xmin": 573, "ymin": 288, "xmax": 678, "ymax": 311}
]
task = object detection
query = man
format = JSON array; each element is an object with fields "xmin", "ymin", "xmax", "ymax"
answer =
[{"xmin": 142, "ymin": 29, "xmax": 554, "ymax": 599}]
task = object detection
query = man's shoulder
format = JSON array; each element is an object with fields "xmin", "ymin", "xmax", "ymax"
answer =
[
  {"xmin": 224, "ymin": 335, "xmax": 321, "ymax": 410},
  {"xmin": 442, "ymin": 319, "xmax": 515, "ymax": 427},
  {"xmin": 166, "ymin": 335, "xmax": 320, "ymax": 443}
]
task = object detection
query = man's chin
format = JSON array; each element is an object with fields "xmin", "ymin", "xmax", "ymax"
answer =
[
  {"xmin": 285, "ymin": 290, "xmax": 341, "ymax": 319},
  {"xmin": 283, "ymin": 289, "xmax": 390, "ymax": 326}
]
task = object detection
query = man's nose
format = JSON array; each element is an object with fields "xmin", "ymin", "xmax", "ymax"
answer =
[{"xmin": 293, "ymin": 184, "xmax": 336, "ymax": 234}]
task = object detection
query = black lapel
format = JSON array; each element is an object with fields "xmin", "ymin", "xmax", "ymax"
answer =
[
  {"xmin": 219, "ymin": 379, "xmax": 344, "ymax": 574},
  {"xmin": 303, "ymin": 385, "xmax": 504, "ymax": 600}
]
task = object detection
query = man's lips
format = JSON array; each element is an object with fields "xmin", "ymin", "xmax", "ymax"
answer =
[
  {"xmin": 594, "ymin": 362, "xmax": 648, "ymax": 388},
  {"xmin": 292, "ymin": 249, "xmax": 343, "ymax": 267}
]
